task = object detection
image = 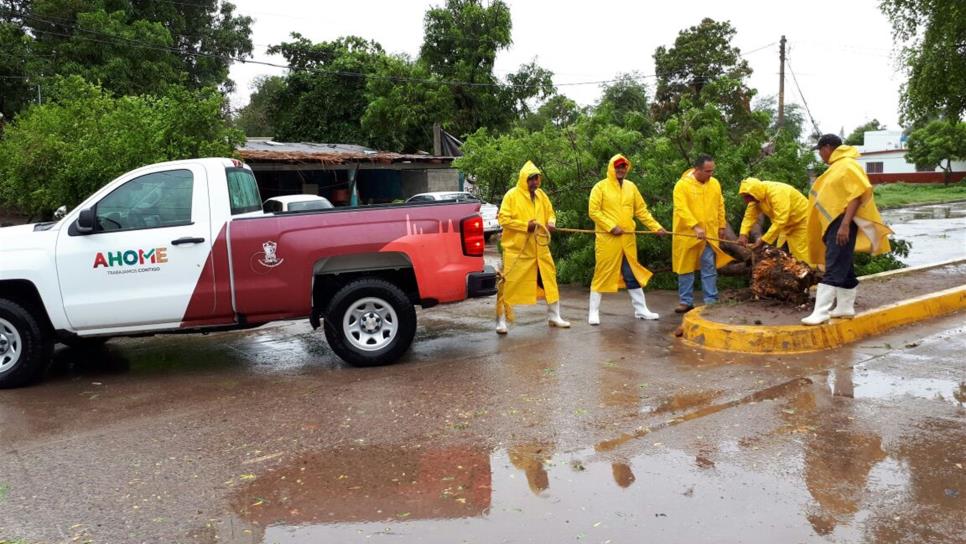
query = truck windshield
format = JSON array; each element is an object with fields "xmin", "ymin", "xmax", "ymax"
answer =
[{"xmin": 227, "ymin": 168, "xmax": 262, "ymax": 215}]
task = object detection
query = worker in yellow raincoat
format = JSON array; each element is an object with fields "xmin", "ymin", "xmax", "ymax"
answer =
[
  {"xmin": 671, "ymin": 154, "xmax": 734, "ymax": 313},
  {"xmin": 736, "ymin": 178, "xmax": 812, "ymax": 265},
  {"xmin": 495, "ymin": 161, "xmax": 570, "ymax": 334},
  {"xmin": 802, "ymin": 134, "xmax": 892, "ymax": 325},
  {"xmin": 587, "ymin": 154, "xmax": 667, "ymax": 325}
]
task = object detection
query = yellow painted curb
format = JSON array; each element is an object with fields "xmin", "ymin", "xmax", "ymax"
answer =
[{"xmin": 680, "ymin": 284, "xmax": 966, "ymax": 354}]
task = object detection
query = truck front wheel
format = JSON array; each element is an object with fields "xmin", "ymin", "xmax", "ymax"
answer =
[
  {"xmin": 323, "ymin": 278, "xmax": 417, "ymax": 367},
  {"xmin": 0, "ymin": 299, "xmax": 52, "ymax": 388}
]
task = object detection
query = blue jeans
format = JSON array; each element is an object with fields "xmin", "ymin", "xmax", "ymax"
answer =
[
  {"xmin": 678, "ymin": 245, "xmax": 718, "ymax": 306},
  {"xmin": 621, "ymin": 257, "xmax": 640, "ymax": 290}
]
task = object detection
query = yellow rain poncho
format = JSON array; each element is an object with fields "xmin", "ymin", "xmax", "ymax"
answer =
[
  {"xmin": 497, "ymin": 161, "xmax": 560, "ymax": 307},
  {"xmin": 588, "ymin": 155, "xmax": 665, "ymax": 292},
  {"xmin": 672, "ymin": 168, "xmax": 733, "ymax": 274},
  {"xmin": 806, "ymin": 146, "xmax": 892, "ymax": 266},
  {"xmin": 738, "ymin": 178, "xmax": 811, "ymax": 264}
]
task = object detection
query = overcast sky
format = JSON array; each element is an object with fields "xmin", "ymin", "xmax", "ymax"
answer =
[{"xmin": 227, "ymin": 0, "xmax": 905, "ymax": 135}]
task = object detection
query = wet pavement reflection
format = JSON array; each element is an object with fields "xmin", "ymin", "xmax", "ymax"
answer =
[
  {"xmin": 0, "ymin": 291, "xmax": 963, "ymax": 543},
  {"xmin": 880, "ymin": 202, "xmax": 966, "ymax": 266}
]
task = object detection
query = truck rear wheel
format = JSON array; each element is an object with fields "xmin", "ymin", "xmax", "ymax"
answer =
[
  {"xmin": 0, "ymin": 299, "xmax": 52, "ymax": 388},
  {"xmin": 323, "ymin": 278, "xmax": 416, "ymax": 366}
]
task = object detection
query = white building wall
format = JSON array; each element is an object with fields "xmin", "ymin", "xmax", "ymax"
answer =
[{"xmin": 856, "ymin": 130, "xmax": 966, "ymax": 174}]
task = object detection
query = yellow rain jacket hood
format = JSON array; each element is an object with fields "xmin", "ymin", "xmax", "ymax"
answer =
[
  {"xmin": 588, "ymin": 154, "xmax": 665, "ymax": 292},
  {"xmin": 738, "ymin": 178, "xmax": 811, "ymax": 264},
  {"xmin": 497, "ymin": 161, "xmax": 560, "ymax": 308},
  {"xmin": 806, "ymin": 146, "xmax": 892, "ymax": 266},
  {"xmin": 671, "ymin": 168, "xmax": 733, "ymax": 274}
]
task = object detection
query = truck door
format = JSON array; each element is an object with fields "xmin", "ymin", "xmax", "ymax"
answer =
[{"xmin": 55, "ymin": 165, "xmax": 214, "ymax": 331}]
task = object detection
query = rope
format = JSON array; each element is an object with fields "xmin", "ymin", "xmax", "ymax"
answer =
[
  {"xmin": 553, "ymin": 227, "xmax": 744, "ymax": 246},
  {"xmin": 495, "ymin": 224, "xmax": 746, "ymax": 321}
]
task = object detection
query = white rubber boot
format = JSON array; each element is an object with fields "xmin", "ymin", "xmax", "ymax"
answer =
[
  {"xmin": 628, "ymin": 288, "xmax": 659, "ymax": 320},
  {"xmin": 496, "ymin": 314, "xmax": 508, "ymax": 334},
  {"xmin": 547, "ymin": 301, "xmax": 571, "ymax": 328},
  {"xmin": 801, "ymin": 283, "xmax": 836, "ymax": 326},
  {"xmin": 588, "ymin": 291, "xmax": 602, "ymax": 326},
  {"xmin": 830, "ymin": 287, "xmax": 856, "ymax": 319}
]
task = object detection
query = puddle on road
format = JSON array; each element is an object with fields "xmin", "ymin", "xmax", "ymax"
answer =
[
  {"xmin": 830, "ymin": 367, "xmax": 965, "ymax": 407},
  {"xmin": 219, "ymin": 368, "xmax": 964, "ymax": 544},
  {"xmin": 225, "ymin": 440, "xmax": 956, "ymax": 544},
  {"xmin": 879, "ymin": 203, "xmax": 966, "ymax": 266}
]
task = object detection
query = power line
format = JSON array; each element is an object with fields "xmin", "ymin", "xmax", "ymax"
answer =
[{"xmin": 785, "ymin": 58, "xmax": 821, "ymax": 137}]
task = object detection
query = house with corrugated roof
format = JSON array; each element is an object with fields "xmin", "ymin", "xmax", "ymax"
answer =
[{"xmin": 238, "ymin": 139, "xmax": 465, "ymax": 206}]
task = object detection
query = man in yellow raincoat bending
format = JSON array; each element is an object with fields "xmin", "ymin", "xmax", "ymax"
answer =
[
  {"xmin": 736, "ymin": 177, "xmax": 812, "ymax": 265},
  {"xmin": 672, "ymin": 154, "xmax": 733, "ymax": 313},
  {"xmin": 801, "ymin": 134, "xmax": 892, "ymax": 325},
  {"xmin": 587, "ymin": 155, "xmax": 667, "ymax": 325},
  {"xmin": 495, "ymin": 161, "xmax": 571, "ymax": 334}
]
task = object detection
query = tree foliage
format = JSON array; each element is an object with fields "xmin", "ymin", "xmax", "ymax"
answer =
[
  {"xmin": 0, "ymin": 0, "xmax": 253, "ymax": 118},
  {"xmin": 880, "ymin": 0, "xmax": 966, "ymax": 122},
  {"xmin": 234, "ymin": 75, "xmax": 285, "ymax": 137},
  {"xmin": 844, "ymin": 119, "xmax": 885, "ymax": 145},
  {"xmin": 266, "ymin": 35, "xmax": 386, "ymax": 144},
  {"xmin": 0, "ymin": 77, "xmax": 243, "ymax": 219},
  {"xmin": 652, "ymin": 18, "xmax": 756, "ymax": 133},
  {"xmin": 906, "ymin": 119, "xmax": 966, "ymax": 184},
  {"xmin": 251, "ymin": 0, "xmax": 553, "ymax": 151}
]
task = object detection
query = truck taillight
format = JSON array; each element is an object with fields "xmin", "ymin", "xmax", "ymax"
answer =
[{"xmin": 460, "ymin": 215, "xmax": 485, "ymax": 257}]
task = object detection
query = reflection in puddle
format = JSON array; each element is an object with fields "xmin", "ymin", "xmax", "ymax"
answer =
[
  {"xmin": 879, "ymin": 203, "xmax": 966, "ymax": 266},
  {"xmin": 831, "ymin": 367, "xmax": 964, "ymax": 406},
  {"xmin": 231, "ymin": 442, "xmax": 918, "ymax": 544}
]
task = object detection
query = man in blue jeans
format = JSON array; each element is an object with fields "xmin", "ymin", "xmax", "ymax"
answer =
[{"xmin": 671, "ymin": 156, "xmax": 733, "ymax": 313}]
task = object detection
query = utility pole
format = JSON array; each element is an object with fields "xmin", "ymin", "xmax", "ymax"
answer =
[{"xmin": 777, "ymin": 35, "xmax": 786, "ymax": 129}]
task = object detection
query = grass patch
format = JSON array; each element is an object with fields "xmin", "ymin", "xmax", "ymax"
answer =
[{"xmin": 873, "ymin": 181, "xmax": 966, "ymax": 209}]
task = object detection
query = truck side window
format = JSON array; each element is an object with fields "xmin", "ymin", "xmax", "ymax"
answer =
[
  {"xmin": 227, "ymin": 168, "xmax": 262, "ymax": 215},
  {"xmin": 95, "ymin": 170, "xmax": 193, "ymax": 232}
]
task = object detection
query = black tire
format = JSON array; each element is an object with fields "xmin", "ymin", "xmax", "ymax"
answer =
[
  {"xmin": 0, "ymin": 298, "xmax": 53, "ymax": 388},
  {"xmin": 323, "ymin": 278, "xmax": 417, "ymax": 367}
]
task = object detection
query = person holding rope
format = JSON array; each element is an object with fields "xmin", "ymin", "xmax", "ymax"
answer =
[
  {"xmin": 672, "ymin": 154, "xmax": 734, "ymax": 313},
  {"xmin": 587, "ymin": 154, "xmax": 667, "ymax": 325},
  {"xmin": 736, "ymin": 177, "xmax": 812, "ymax": 265},
  {"xmin": 495, "ymin": 161, "xmax": 571, "ymax": 335}
]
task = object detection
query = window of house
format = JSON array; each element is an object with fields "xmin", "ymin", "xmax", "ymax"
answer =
[{"xmin": 865, "ymin": 162, "xmax": 884, "ymax": 174}]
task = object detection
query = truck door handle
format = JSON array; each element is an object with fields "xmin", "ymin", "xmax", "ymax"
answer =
[{"xmin": 171, "ymin": 237, "xmax": 206, "ymax": 246}]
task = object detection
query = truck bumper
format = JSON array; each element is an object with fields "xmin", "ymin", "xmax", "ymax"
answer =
[{"xmin": 467, "ymin": 266, "xmax": 498, "ymax": 298}]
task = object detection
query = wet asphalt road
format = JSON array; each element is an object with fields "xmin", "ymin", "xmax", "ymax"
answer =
[{"xmin": 1, "ymin": 284, "xmax": 963, "ymax": 544}]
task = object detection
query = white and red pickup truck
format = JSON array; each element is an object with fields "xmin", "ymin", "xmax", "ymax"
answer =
[{"xmin": 0, "ymin": 158, "xmax": 496, "ymax": 387}]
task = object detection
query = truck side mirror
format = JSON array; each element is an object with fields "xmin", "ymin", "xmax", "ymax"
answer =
[
  {"xmin": 54, "ymin": 205, "xmax": 67, "ymax": 220},
  {"xmin": 76, "ymin": 208, "xmax": 95, "ymax": 234}
]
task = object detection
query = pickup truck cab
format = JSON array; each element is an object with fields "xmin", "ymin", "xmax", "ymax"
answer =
[{"xmin": 0, "ymin": 158, "xmax": 496, "ymax": 387}]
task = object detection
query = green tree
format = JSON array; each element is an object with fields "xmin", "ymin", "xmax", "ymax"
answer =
[
  {"xmin": 880, "ymin": 0, "xmax": 966, "ymax": 122},
  {"xmin": 234, "ymin": 75, "xmax": 285, "ymax": 137},
  {"xmin": 752, "ymin": 96, "xmax": 808, "ymax": 141},
  {"xmin": 0, "ymin": 0, "xmax": 253, "ymax": 105},
  {"xmin": 844, "ymin": 119, "xmax": 885, "ymax": 145},
  {"xmin": 906, "ymin": 119, "xmax": 966, "ymax": 184},
  {"xmin": 267, "ymin": 34, "xmax": 387, "ymax": 143},
  {"xmin": 0, "ymin": 20, "xmax": 34, "ymax": 120},
  {"xmin": 0, "ymin": 77, "xmax": 243, "ymax": 219},
  {"xmin": 520, "ymin": 94, "xmax": 583, "ymax": 131},
  {"xmin": 652, "ymin": 18, "xmax": 756, "ymax": 133},
  {"xmin": 593, "ymin": 73, "xmax": 654, "ymax": 136},
  {"xmin": 420, "ymin": 0, "xmax": 512, "ymax": 136},
  {"xmin": 362, "ymin": 54, "xmax": 454, "ymax": 152}
]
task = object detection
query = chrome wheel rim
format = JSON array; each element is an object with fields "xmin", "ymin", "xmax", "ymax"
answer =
[
  {"xmin": 0, "ymin": 317, "xmax": 23, "ymax": 374},
  {"xmin": 343, "ymin": 297, "xmax": 398, "ymax": 352}
]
